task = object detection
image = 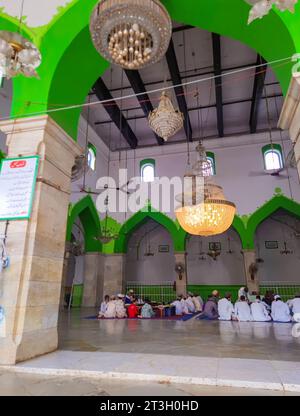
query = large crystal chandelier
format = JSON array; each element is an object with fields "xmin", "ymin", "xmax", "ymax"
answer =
[
  {"xmin": 90, "ymin": 0, "xmax": 172, "ymax": 70},
  {"xmin": 175, "ymin": 143, "xmax": 236, "ymax": 237},
  {"xmin": 245, "ymin": 0, "xmax": 298, "ymax": 24},
  {"xmin": 148, "ymin": 92, "xmax": 184, "ymax": 141}
]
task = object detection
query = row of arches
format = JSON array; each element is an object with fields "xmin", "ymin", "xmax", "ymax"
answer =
[
  {"xmin": 65, "ymin": 196, "xmax": 300, "ymax": 306},
  {"xmin": 67, "ymin": 194, "xmax": 300, "ymax": 254}
]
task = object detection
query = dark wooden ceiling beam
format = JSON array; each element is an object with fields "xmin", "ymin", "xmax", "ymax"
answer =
[
  {"xmin": 125, "ymin": 69, "xmax": 164, "ymax": 145},
  {"xmin": 93, "ymin": 78, "xmax": 138, "ymax": 149},
  {"xmin": 212, "ymin": 33, "xmax": 224, "ymax": 137},
  {"xmin": 95, "ymin": 93, "xmax": 282, "ymax": 125},
  {"xmin": 249, "ymin": 55, "xmax": 268, "ymax": 134},
  {"xmin": 165, "ymin": 38, "xmax": 193, "ymax": 142}
]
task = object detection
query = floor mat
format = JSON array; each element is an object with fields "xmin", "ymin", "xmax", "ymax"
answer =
[{"xmin": 84, "ymin": 313, "xmax": 200, "ymax": 321}]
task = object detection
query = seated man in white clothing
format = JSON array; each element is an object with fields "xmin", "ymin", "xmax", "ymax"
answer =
[
  {"xmin": 171, "ymin": 296, "xmax": 184, "ymax": 315},
  {"xmin": 218, "ymin": 292, "xmax": 234, "ymax": 321},
  {"xmin": 180, "ymin": 296, "xmax": 189, "ymax": 315},
  {"xmin": 104, "ymin": 295, "xmax": 117, "ymax": 318},
  {"xmin": 271, "ymin": 295, "xmax": 291, "ymax": 322},
  {"xmin": 287, "ymin": 293, "xmax": 300, "ymax": 321},
  {"xmin": 98, "ymin": 294, "xmax": 110, "ymax": 318},
  {"xmin": 192, "ymin": 294, "xmax": 202, "ymax": 312},
  {"xmin": 238, "ymin": 286, "xmax": 250, "ymax": 303},
  {"xmin": 234, "ymin": 295, "xmax": 253, "ymax": 322},
  {"xmin": 195, "ymin": 293, "xmax": 204, "ymax": 308},
  {"xmin": 115, "ymin": 294, "xmax": 127, "ymax": 318},
  {"xmin": 186, "ymin": 293, "xmax": 196, "ymax": 313},
  {"xmin": 250, "ymin": 295, "xmax": 271, "ymax": 322}
]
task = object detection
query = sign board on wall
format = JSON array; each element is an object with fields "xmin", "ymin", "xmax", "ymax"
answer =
[{"xmin": 0, "ymin": 156, "xmax": 39, "ymax": 221}]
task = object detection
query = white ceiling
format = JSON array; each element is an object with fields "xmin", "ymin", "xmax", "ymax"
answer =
[{"xmin": 0, "ymin": 0, "xmax": 72, "ymax": 27}]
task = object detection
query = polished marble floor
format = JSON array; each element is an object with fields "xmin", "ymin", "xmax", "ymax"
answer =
[
  {"xmin": 1, "ymin": 371, "xmax": 299, "ymax": 396},
  {"xmin": 58, "ymin": 308, "xmax": 300, "ymax": 362}
]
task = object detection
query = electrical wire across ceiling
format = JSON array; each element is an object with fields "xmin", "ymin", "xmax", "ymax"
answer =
[{"xmin": 0, "ymin": 55, "xmax": 293, "ymax": 123}]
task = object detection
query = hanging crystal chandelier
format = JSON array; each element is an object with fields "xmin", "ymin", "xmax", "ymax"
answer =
[
  {"xmin": 148, "ymin": 92, "xmax": 184, "ymax": 141},
  {"xmin": 175, "ymin": 143, "xmax": 236, "ymax": 237},
  {"xmin": 94, "ymin": 197, "xmax": 119, "ymax": 244},
  {"xmin": 95, "ymin": 221, "xmax": 119, "ymax": 244},
  {"xmin": 90, "ymin": 0, "xmax": 172, "ymax": 70},
  {"xmin": 0, "ymin": 31, "xmax": 41, "ymax": 79},
  {"xmin": 245, "ymin": 0, "xmax": 298, "ymax": 24}
]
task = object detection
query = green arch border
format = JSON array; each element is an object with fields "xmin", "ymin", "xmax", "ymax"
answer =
[
  {"xmin": 114, "ymin": 206, "xmax": 186, "ymax": 253},
  {"xmin": 246, "ymin": 195, "xmax": 300, "ymax": 248},
  {"xmin": 66, "ymin": 195, "xmax": 102, "ymax": 252},
  {"xmin": 4, "ymin": 0, "xmax": 299, "ymax": 139}
]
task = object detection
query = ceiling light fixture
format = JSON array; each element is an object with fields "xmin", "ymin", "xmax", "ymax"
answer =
[
  {"xmin": 0, "ymin": 0, "xmax": 41, "ymax": 79},
  {"xmin": 90, "ymin": 0, "xmax": 172, "ymax": 70},
  {"xmin": 148, "ymin": 91, "xmax": 184, "ymax": 141},
  {"xmin": 175, "ymin": 142, "xmax": 236, "ymax": 237}
]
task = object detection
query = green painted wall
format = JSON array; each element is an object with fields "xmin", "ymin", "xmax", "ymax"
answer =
[
  {"xmin": 72, "ymin": 284, "xmax": 83, "ymax": 307},
  {"xmin": 67, "ymin": 195, "xmax": 102, "ymax": 252},
  {"xmin": 1, "ymin": 0, "xmax": 300, "ymax": 139},
  {"xmin": 187, "ymin": 285, "xmax": 242, "ymax": 303}
]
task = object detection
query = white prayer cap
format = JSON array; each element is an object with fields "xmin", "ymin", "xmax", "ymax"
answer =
[
  {"xmin": 274, "ymin": 295, "xmax": 281, "ymax": 300},
  {"xmin": 117, "ymin": 294, "xmax": 125, "ymax": 298}
]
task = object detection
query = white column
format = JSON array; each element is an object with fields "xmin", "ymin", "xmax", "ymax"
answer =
[
  {"xmin": 0, "ymin": 116, "xmax": 82, "ymax": 364},
  {"xmin": 174, "ymin": 253, "xmax": 187, "ymax": 297}
]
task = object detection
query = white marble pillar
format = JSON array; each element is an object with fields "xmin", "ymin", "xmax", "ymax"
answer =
[
  {"xmin": 102, "ymin": 254, "xmax": 125, "ymax": 296},
  {"xmin": 242, "ymin": 250, "xmax": 259, "ymax": 294},
  {"xmin": 82, "ymin": 253, "xmax": 103, "ymax": 307},
  {"xmin": 278, "ymin": 73, "xmax": 300, "ymax": 178},
  {"xmin": 174, "ymin": 253, "xmax": 187, "ymax": 297},
  {"xmin": 0, "ymin": 116, "xmax": 82, "ymax": 364}
]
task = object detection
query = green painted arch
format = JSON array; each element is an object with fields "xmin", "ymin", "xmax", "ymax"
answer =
[
  {"xmin": 114, "ymin": 208, "xmax": 186, "ymax": 253},
  {"xmin": 183, "ymin": 215, "xmax": 249, "ymax": 250},
  {"xmin": 67, "ymin": 195, "xmax": 102, "ymax": 252},
  {"xmin": 246, "ymin": 195, "xmax": 300, "ymax": 248},
  {"xmin": 8, "ymin": 0, "xmax": 300, "ymax": 139},
  {"xmin": 0, "ymin": 12, "xmax": 36, "ymax": 41}
]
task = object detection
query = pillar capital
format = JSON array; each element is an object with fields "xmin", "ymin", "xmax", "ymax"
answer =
[{"xmin": 0, "ymin": 115, "xmax": 83, "ymax": 179}]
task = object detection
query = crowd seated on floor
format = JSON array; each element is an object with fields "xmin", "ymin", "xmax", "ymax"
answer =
[
  {"xmin": 98, "ymin": 290, "xmax": 156, "ymax": 319},
  {"xmin": 199, "ymin": 287, "xmax": 300, "ymax": 323},
  {"xmin": 97, "ymin": 289, "xmax": 204, "ymax": 319},
  {"xmin": 97, "ymin": 287, "xmax": 300, "ymax": 322}
]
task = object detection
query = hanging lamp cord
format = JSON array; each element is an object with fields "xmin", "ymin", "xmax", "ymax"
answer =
[{"xmin": 18, "ymin": 0, "xmax": 25, "ymax": 34}]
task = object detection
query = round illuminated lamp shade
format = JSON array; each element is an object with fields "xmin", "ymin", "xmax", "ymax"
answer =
[
  {"xmin": 90, "ymin": 0, "xmax": 172, "ymax": 70},
  {"xmin": 176, "ymin": 201, "xmax": 236, "ymax": 236},
  {"xmin": 175, "ymin": 181, "xmax": 236, "ymax": 236}
]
